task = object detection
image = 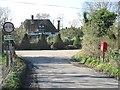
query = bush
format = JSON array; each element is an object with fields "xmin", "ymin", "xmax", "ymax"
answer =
[
  {"xmin": 85, "ymin": 57, "xmax": 93, "ymax": 64},
  {"xmin": 88, "ymin": 59, "xmax": 101, "ymax": 67},
  {"xmin": 73, "ymin": 36, "xmax": 81, "ymax": 48},
  {"xmin": 75, "ymin": 51, "xmax": 86, "ymax": 62},
  {"xmin": 38, "ymin": 33, "xmax": 50, "ymax": 49},
  {"xmin": 63, "ymin": 38, "xmax": 74, "ymax": 46},
  {"xmin": 19, "ymin": 34, "xmax": 30, "ymax": 50},
  {"xmin": 47, "ymin": 35, "xmax": 54, "ymax": 45},
  {"xmin": 51, "ymin": 34, "xmax": 65, "ymax": 49}
]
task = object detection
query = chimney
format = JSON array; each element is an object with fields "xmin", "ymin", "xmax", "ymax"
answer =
[
  {"xmin": 31, "ymin": 15, "xmax": 34, "ymax": 24},
  {"xmin": 31, "ymin": 15, "xmax": 34, "ymax": 20},
  {"xmin": 57, "ymin": 20, "xmax": 60, "ymax": 31}
]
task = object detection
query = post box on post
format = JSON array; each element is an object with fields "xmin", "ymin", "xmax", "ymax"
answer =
[{"xmin": 100, "ymin": 41, "xmax": 107, "ymax": 62}]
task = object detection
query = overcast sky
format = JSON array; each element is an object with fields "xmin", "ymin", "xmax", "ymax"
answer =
[{"xmin": 0, "ymin": 0, "xmax": 119, "ymax": 28}]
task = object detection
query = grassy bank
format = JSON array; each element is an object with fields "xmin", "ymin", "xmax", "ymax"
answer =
[
  {"xmin": 75, "ymin": 50, "xmax": 119, "ymax": 79},
  {"xmin": 0, "ymin": 55, "xmax": 5, "ymax": 65},
  {"xmin": 2, "ymin": 56, "xmax": 26, "ymax": 90}
]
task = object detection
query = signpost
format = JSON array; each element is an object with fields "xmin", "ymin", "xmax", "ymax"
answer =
[
  {"xmin": 3, "ymin": 22, "xmax": 14, "ymax": 65},
  {"xmin": 4, "ymin": 35, "xmax": 14, "ymax": 41},
  {"xmin": 3, "ymin": 22, "xmax": 14, "ymax": 33}
]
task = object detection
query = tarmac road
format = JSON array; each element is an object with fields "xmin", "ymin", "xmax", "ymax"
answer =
[{"xmin": 16, "ymin": 50, "xmax": 118, "ymax": 88}]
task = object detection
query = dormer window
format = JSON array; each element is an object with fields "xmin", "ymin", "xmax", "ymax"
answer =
[{"xmin": 38, "ymin": 24, "xmax": 45, "ymax": 33}]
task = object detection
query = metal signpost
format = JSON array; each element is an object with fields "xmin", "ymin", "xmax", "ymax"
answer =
[{"xmin": 3, "ymin": 22, "xmax": 14, "ymax": 65}]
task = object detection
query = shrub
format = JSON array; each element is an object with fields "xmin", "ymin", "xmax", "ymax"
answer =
[
  {"xmin": 63, "ymin": 38, "xmax": 74, "ymax": 46},
  {"xmin": 96, "ymin": 63, "xmax": 107, "ymax": 71},
  {"xmin": 38, "ymin": 33, "xmax": 50, "ymax": 49},
  {"xmin": 86, "ymin": 58, "xmax": 93, "ymax": 64},
  {"xmin": 51, "ymin": 34, "xmax": 65, "ymax": 49},
  {"xmin": 73, "ymin": 36, "xmax": 81, "ymax": 48},
  {"xmin": 89, "ymin": 59, "xmax": 101, "ymax": 67},
  {"xmin": 19, "ymin": 34, "xmax": 30, "ymax": 50},
  {"xmin": 47, "ymin": 35, "xmax": 55, "ymax": 45},
  {"xmin": 110, "ymin": 67, "xmax": 119, "ymax": 76}
]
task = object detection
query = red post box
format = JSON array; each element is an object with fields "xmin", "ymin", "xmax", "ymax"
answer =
[{"xmin": 101, "ymin": 42, "xmax": 107, "ymax": 52}]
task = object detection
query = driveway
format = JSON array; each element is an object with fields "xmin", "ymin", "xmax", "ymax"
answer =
[{"xmin": 16, "ymin": 50, "xmax": 118, "ymax": 88}]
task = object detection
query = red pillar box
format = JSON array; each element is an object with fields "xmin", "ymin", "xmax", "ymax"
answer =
[{"xmin": 101, "ymin": 42, "xmax": 107, "ymax": 52}]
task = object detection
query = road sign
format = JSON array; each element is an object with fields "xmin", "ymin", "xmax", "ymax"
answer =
[
  {"xmin": 3, "ymin": 22, "xmax": 14, "ymax": 33},
  {"xmin": 4, "ymin": 35, "xmax": 14, "ymax": 40}
]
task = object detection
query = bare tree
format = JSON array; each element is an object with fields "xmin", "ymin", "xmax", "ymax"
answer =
[
  {"xmin": 69, "ymin": 19, "xmax": 80, "ymax": 28},
  {"xmin": 57, "ymin": 14, "xmax": 64, "ymax": 29},
  {"xmin": 35, "ymin": 13, "xmax": 50, "ymax": 19},
  {"xmin": 82, "ymin": 2, "xmax": 118, "ymax": 18},
  {"xmin": 0, "ymin": 7, "xmax": 11, "ymax": 27}
]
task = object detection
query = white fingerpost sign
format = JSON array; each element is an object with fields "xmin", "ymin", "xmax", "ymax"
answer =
[{"xmin": 3, "ymin": 22, "xmax": 14, "ymax": 33}]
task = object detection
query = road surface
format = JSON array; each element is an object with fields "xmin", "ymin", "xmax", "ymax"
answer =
[{"xmin": 16, "ymin": 50, "xmax": 118, "ymax": 88}]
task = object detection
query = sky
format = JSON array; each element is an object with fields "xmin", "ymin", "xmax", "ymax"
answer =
[{"xmin": 0, "ymin": 0, "xmax": 119, "ymax": 28}]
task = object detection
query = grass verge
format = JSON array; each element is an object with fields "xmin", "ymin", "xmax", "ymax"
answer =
[
  {"xmin": 0, "ymin": 55, "xmax": 5, "ymax": 65},
  {"xmin": 2, "ymin": 56, "xmax": 26, "ymax": 90},
  {"xmin": 75, "ymin": 51, "xmax": 119, "ymax": 79}
]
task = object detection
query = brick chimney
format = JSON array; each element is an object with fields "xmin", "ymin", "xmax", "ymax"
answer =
[
  {"xmin": 31, "ymin": 15, "xmax": 34, "ymax": 20},
  {"xmin": 57, "ymin": 20, "xmax": 60, "ymax": 31},
  {"xmin": 31, "ymin": 15, "xmax": 34, "ymax": 24}
]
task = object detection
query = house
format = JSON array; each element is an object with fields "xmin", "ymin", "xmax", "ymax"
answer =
[{"xmin": 23, "ymin": 18, "xmax": 59, "ymax": 36}]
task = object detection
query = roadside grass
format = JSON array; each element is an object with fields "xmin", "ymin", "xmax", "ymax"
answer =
[
  {"xmin": 75, "ymin": 51, "xmax": 119, "ymax": 79},
  {"xmin": 0, "ymin": 55, "xmax": 6, "ymax": 65},
  {"xmin": 2, "ymin": 56, "xmax": 26, "ymax": 90}
]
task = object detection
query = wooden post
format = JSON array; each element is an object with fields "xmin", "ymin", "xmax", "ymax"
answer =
[
  {"xmin": 102, "ymin": 52, "xmax": 105, "ymax": 62},
  {"xmin": 9, "ymin": 40, "xmax": 13, "ymax": 64},
  {"xmin": 6, "ymin": 41, "xmax": 9, "ymax": 67}
]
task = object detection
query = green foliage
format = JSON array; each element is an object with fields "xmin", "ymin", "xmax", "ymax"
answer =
[
  {"xmin": 3, "ymin": 57, "xmax": 26, "ymax": 89},
  {"xmin": 96, "ymin": 63, "xmax": 119, "ymax": 76},
  {"xmin": 47, "ymin": 35, "xmax": 54, "ymax": 45},
  {"xmin": 51, "ymin": 33, "xmax": 65, "ymax": 49},
  {"xmin": 75, "ymin": 53, "xmax": 119, "ymax": 78},
  {"xmin": 75, "ymin": 3, "xmax": 119, "ymax": 79},
  {"xmin": 73, "ymin": 36, "xmax": 81, "ymax": 48},
  {"xmin": 83, "ymin": 12, "xmax": 89, "ymax": 23},
  {"xmin": 59, "ymin": 27, "xmax": 83, "ymax": 49},
  {"xmin": 19, "ymin": 34, "xmax": 30, "ymax": 50},
  {"xmin": 0, "ymin": 55, "xmax": 5, "ymax": 65},
  {"xmin": 85, "ymin": 57, "xmax": 93, "ymax": 64},
  {"xmin": 60, "ymin": 27, "xmax": 83, "ymax": 41},
  {"xmin": 38, "ymin": 33, "xmax": 50, "ymax": 49},
  {"xmin": 13, "ymin": 28, "xmax": 26, "ymax": 45},
  {"xmin": 91, "ymin": 8, "xmax": 117, "ymax": 36},
  {"xmin": 81, "ymin": 8, "xmax": 118, "ymax": 59}
]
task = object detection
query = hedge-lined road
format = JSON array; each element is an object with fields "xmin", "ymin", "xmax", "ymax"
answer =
[{"xmin": 16, "ymin": 50, "xmax": 118, "ymax": 88}]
